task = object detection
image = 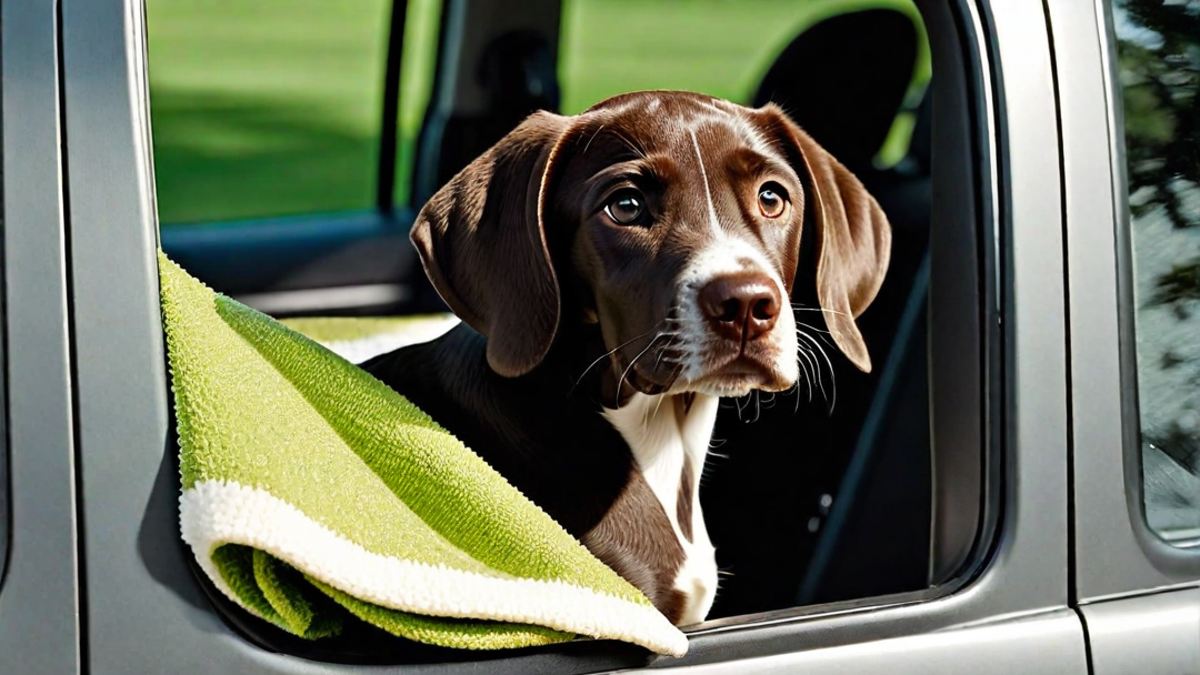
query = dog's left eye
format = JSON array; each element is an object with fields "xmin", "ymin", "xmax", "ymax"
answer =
[
  {"xmin": 604, "ymin": 190, "xmax": 646, "ymax": 225},
  {"xmin": 758, "ymin": 183, "xmax": 788, "ymax": 218}
]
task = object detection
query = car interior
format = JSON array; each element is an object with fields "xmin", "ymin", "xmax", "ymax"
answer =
[{"xmin": 155, "ymin": 0, "xmax": 954, "ymax": 664}]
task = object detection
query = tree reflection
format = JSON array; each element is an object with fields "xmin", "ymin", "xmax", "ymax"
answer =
[{"xmin": 1115, "ymin": 0, "xmax": 1200, "ymax": 534}]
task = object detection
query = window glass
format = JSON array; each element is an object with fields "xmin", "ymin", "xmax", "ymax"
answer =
[
  {"xmin": 147, "ymin": 0, "xmax": 441, "ymax": 225},
  {"xmin": 558, "ymin": 0, "xmax": 930, "ymax": 167},
  {"xmin": 1112, "ymin": 0, "xmax": 1200, "ymax": 541}
]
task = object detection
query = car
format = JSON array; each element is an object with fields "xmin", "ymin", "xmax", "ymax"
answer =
[{"xmin": 0, "ymin": 0, "xmax": 1197, "ymax": 672}]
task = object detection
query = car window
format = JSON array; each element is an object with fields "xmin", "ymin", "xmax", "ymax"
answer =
[
  {"xmin": 139, "ymin": 0, "xmax": 1000, "ymax": 665},
  {"xmin": 147, "ymin": 0, "xmax": 441, "ymax": 225},
  {"xmin": 1112, "ymin": 0, "xmax": 1200, "ymax": 542}
]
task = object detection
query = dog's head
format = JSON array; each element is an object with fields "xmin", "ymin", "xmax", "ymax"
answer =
[{"xmin": 412, "ymin": 90, "xmax": 891, "ymax": 399}]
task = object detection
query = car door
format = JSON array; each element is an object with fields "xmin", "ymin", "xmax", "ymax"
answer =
[
  {"xmin": 1055, "ymin": 0, "xmax": 1200, "ymax": 672},
  {"xmin": 0, "ymin": 0, "xmax": 1090, "ymax": 673}
]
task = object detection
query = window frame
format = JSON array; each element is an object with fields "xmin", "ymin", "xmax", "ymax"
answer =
[
  {"xmin": 43, "ymin": 0, "xmax": 1080, "ymax": 672},
  {"xmin": 0, "ymin": 1, "xmax": 83, "ymax": 672},
  {"xmin": 1062, "ymin": 0, "xmax": 1200, "ymax": 604}
]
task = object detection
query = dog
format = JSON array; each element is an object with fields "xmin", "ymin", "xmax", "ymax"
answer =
[{"xmin": 360, "ymin": 90, "xmax": 891, "ymax": 626}]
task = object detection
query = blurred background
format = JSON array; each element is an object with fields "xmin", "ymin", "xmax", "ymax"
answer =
[{"xmin": 146, "ymin": 0, "xmax": 929, "ymax": 226}]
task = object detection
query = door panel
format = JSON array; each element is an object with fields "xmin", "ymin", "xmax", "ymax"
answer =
[
  {"xmin": 1083, "ymin": 589, "xmax": 1200, "ymax": 675},
  {"xmin": 1055, "ymin": 0, "xmax": 1200, "ymax": 606}
]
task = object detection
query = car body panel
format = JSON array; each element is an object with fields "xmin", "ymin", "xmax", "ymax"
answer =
[
  {"xmin": 0, "ymin": 1, "xmax": 84, "ymax": 674},
  {"xmin": 6, "ymin": 0, "xmax": 1174, "ymax": 671}
]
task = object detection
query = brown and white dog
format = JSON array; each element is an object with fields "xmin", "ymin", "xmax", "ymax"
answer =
[{"xmin": 361, "ymin": 90, "xmax": 891, "ymax": 626}]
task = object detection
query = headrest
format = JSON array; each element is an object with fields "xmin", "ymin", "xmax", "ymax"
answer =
[{"xmin": 753, "ymin": 9, "xmax": 920, "ymax": 173}]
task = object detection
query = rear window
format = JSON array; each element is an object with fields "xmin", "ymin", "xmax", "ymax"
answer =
[{"xmin": 1111, "ymin": 0, "xmax": 1200, "ymax": 543}]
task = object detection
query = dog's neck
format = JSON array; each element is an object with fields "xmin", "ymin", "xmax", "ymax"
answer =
[
  {"xmin": 601, "ymin": 392, "xmax": 717, "ymax": 548},
  {"xmin": 601, "ymin": 390, "xmax": 720, "ymax": 625},
  {"xmin": 558, "ymin": 324, "xmax": 721, "ymax": 526},
  {"xmin": 562, "ymin": 325, "xmax": 723, "ymax": 624},
  {"xmin": 547, "ymin": 323, "xmax": 723, "ymax": 515}
]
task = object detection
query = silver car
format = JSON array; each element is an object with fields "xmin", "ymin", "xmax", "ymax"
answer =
[{"xmin": 0, "ymin": 0, "xmax": 1197, "ymax": 672}]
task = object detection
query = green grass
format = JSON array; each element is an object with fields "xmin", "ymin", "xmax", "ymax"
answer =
[
  {"xmin": 560, "ymin": 0, "xmax": 927, "ymax": 112},
  {"xmin": 147, "ymin": 0, "xmax": 927, "ymax": 226},
  {"xmin": 148, "ymin": 0, "xmax": 441, "ymax": 224}
]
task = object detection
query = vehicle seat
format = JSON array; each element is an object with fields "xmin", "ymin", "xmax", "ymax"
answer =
[{"xmin": 420, "ymin": 29, "xmax": 560, "ymax": 202}]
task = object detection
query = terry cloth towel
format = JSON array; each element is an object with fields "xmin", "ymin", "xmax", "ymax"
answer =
[{"xmin": 157, "ymin": 250, "xmax": 688, "ymax": 657}]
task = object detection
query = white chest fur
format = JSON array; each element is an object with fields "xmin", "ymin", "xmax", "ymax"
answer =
[{"xmin": 602, "ymin": 392, "xmax": 719, "ymax": 625}]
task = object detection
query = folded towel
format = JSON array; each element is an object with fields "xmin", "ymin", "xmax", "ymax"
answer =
[{"xmin": 158, "ymin": 250, "xmax": 688, "ymax": 657}]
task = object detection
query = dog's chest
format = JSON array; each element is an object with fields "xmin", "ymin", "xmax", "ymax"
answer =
[{"xmin": 603, "ymin": 393, "xmax": 719, "ymax": 625}]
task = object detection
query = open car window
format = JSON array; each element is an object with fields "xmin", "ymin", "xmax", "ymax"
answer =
[
  {"xmin": 148, "ymin": 0, "xmax": 966, "ymax": 649},
  {"xmin": 41, "ymin": 0, "xmax": 1055, "ymax": 671}
]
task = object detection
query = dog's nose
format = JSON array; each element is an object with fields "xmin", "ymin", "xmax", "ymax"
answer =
[{"xmin": 698, "ymin": 273, "xmax": 781, "ymax": 343}]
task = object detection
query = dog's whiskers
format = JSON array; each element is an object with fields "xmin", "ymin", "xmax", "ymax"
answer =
[
  {"xmin": 652, "ymin": 315, "xmax": 683, "ymax": 373},
  {"xmin": 649, "ymin": 390, "xmax": 667, "ymax": 425},
  {"xmin": 790, "ymin": 303, "xmax": 854, "ymax": 320},
  {"xmin": 796, "ymin": 329, "xmax": 837, "ymax": 412},
  {"xmin": 793, "ymin": 318, "xmax": 834, "ymax": 336},
  {"xmin": 733, "ymin": 394, "xmax": 747, "ymax": 421},
  {"xmin": 608, "ymin": 126, "xmax": 647, "ymax": 159},
  {"xmin": 572, "ymin": 324, "xmax": 663, "ymax": 391},
  {"xmin": 760, "ymin": 392, "xmax": 777, "ymax": 410},
  {"xmin": 797, "ymin": 333, "xmax": 826, "ymax": 404},
  {"xmin": 616, "ymin": 331, "xmax": 669, "ymax": 406},
  {"xmin": 795, "ymin": 345, "xmax": 816, "ymax": 402}
]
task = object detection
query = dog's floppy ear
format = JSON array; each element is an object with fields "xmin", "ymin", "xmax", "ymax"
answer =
[
  {"xmin": 757, "ymin": 104, "xmax": 892, "ymax": 373},
  {"xmin": 410, "ymin": 111, "xmax": 573, "ymax": 377}
]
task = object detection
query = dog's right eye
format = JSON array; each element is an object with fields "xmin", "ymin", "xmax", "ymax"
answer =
[{"xmin": 603, "ymin": 190, "xmax": 646, "ymax": 225}]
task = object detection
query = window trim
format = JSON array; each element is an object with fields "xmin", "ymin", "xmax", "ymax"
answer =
[
  {"xmin": 0, "ymin": 0, "xmax": 84, "ymax": 671},
  {"xmin": 377, "ymin": 0, "xmax": 411, "ymax": 215},
  {"xmin": 158, "ymin": 209, "xmax": 425, "ymax": 315}
]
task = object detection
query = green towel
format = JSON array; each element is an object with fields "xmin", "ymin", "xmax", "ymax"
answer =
[{"xmin": 158, "ymin": 250, "xmax": 688, "ymax": 657}]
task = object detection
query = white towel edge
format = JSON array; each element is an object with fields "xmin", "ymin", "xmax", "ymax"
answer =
[{"xmin": 179, "ymin": 479, "xmax": 688, "ymax": 657}]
